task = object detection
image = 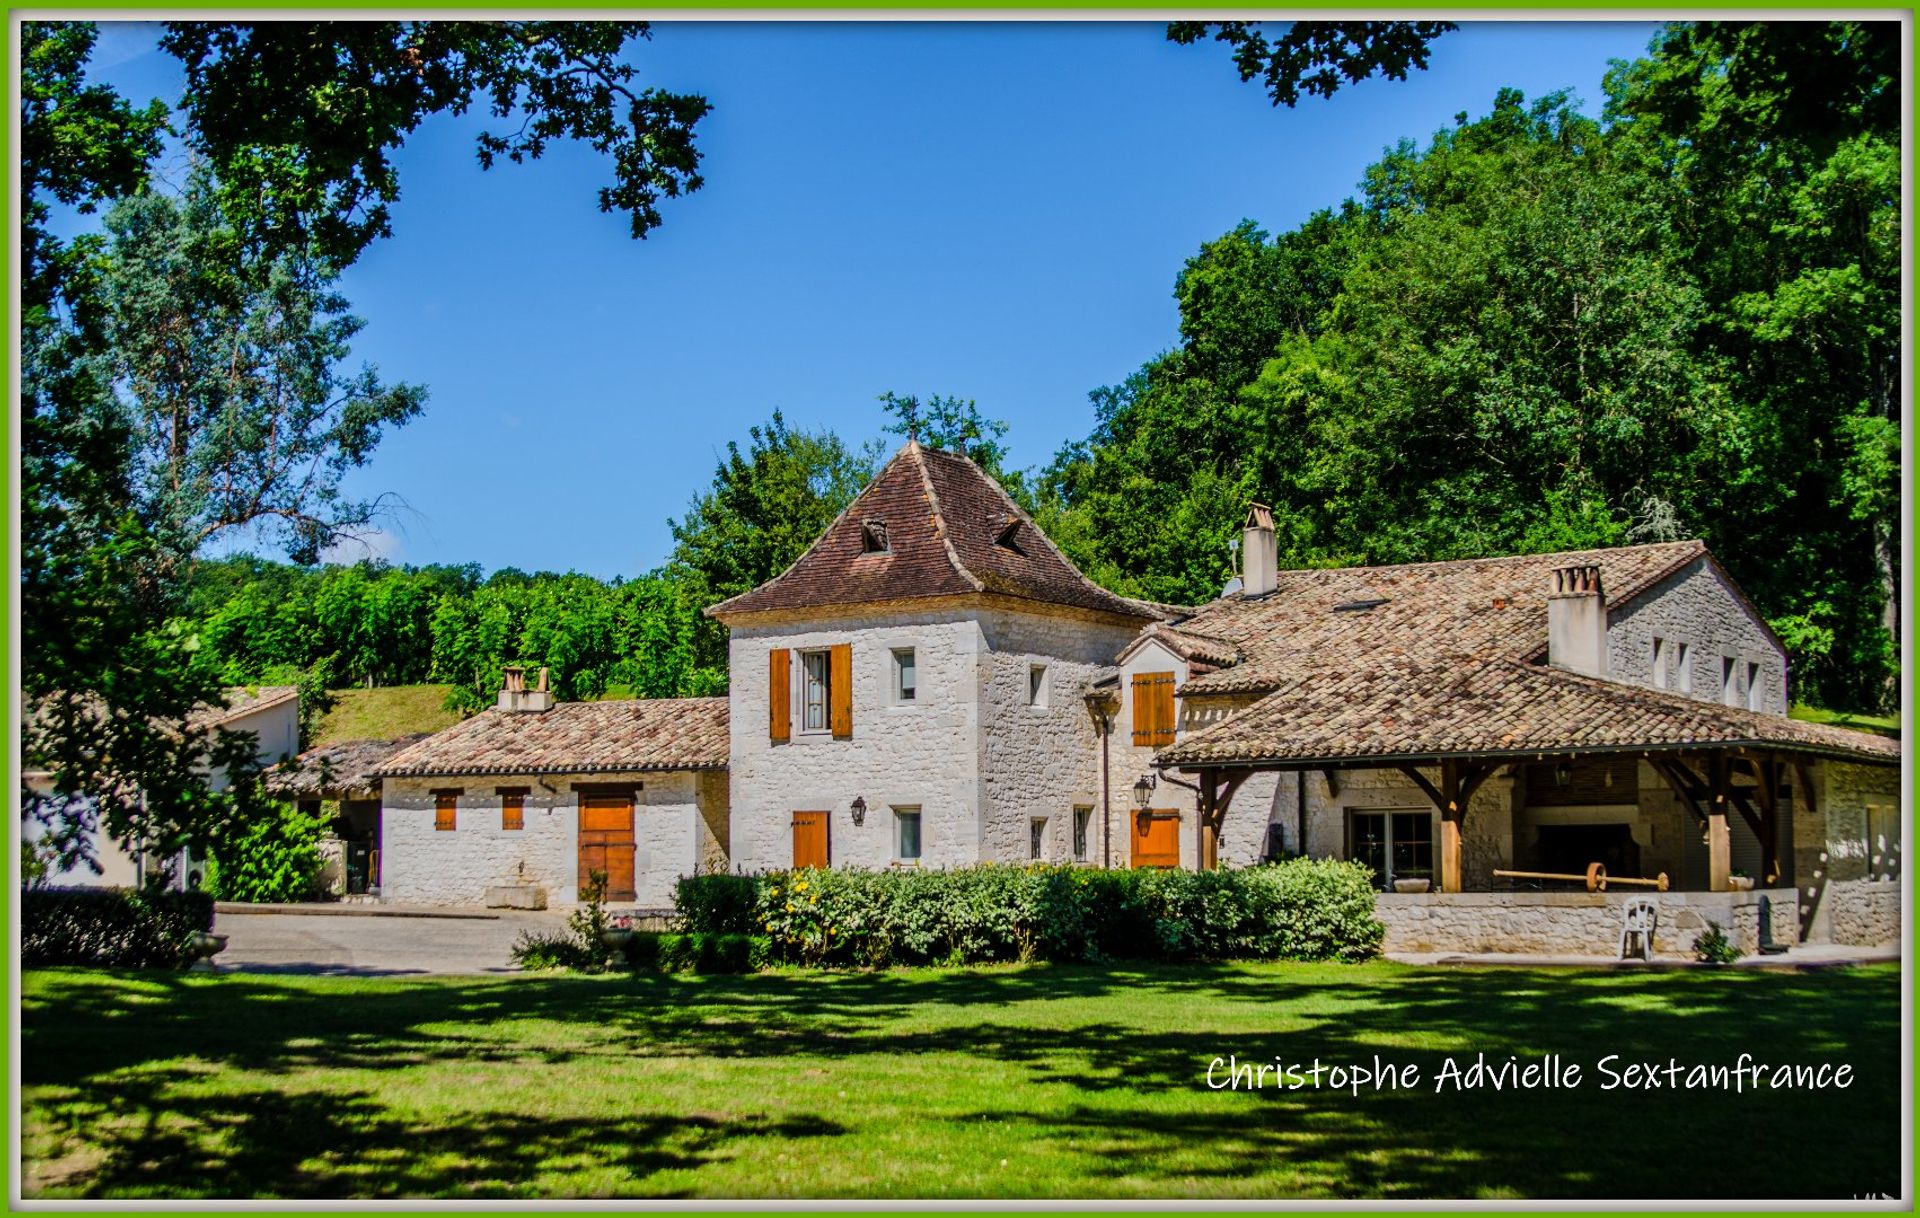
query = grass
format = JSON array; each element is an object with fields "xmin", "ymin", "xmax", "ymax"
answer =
[
  {"xmin": 311, "ymin": 684, "xmax": 461, "ymax": 746},
  {"xmin": 1791, "ymin": 703, "xmax": 1900, "ymax": 740},
  {"xmin": 19, "ymin": 961, "xmax": 1900, "ymax": 1200}
]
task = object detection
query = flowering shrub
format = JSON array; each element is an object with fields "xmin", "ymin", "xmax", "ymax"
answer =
[{"xmin": 677, "ymin": 858, "xmax": 1383, "ymax": 968}]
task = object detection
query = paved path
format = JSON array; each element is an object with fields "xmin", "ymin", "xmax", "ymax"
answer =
[{"xmin": 209, "ymin": 907, "xmax": 571, "ymax": 976}]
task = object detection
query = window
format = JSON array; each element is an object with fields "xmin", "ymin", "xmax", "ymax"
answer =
[
  {"xmin": 1675, "ymin": 642, "xmax": 1693, "ymax": 694},
  {"xmin": 801, "ymin": 650, "xmax": 831, "ymax": 732},
  {"xmin": 1349, "ymin": 810, "xmax": 1433, "ymax": 889},
  {"xmin": 1866, "ymin": 804, "xmax": 1901, "ymax": 881},
  {"xmin": 861, "ymin": 519, "xmax": 889, "ymax": 553},
  {"xmin": 995, "ymin": 518, "xmax": 1024, "ymax": 554},
  {"xmin": 1030, "ymin": 817, "xmax": 1049, "ymax": 861},
  {"xmin": 498, "ymin": 787, "xmax": 527, "ymax": 831},
  {"xmin": 1029, "ymin": 664, "xmax": 1048, "ymax": 707},
  {"xmin": 432, "ymin": 789, "xmax": 460, "ymax": 832},
  {"xmin": 1651, "ymin": 636, "xmax": 1669, "ymax": 688},
  {"xmin": 895, "ymin": 807, "xmax": 922, "ymax": 862},
  {"xmin": 1721, "ymin": 656, "xmax": 1739, "ymax": 706},
  {"xmin": 1072, "ymin": 807, "xmax": 1092, "ymax": 861},
  {"xmin": 893, "ymin": 648, "xmax": 917, "ymax": 703},
  {"xmin": 1746, "ymin": 661, "xmax": 1763, "ymax": 711}
]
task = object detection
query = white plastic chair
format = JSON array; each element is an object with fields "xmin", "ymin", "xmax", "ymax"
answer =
[{"xmin": 1619, "ymin": 897, "xmax": 1657, "ymax": 961}]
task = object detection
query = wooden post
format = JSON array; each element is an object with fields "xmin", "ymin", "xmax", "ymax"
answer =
[
  {"xmin": 1707, "ymin": 754, "xmax": 1732, "ymax": 892},
  {"xmin": 1197, "ymin": 769, "xmax": 1213, "ymax": 872},
  {"xmin": 1439, "ymin": 758, "xmax": 1464, "ymax": 894}
]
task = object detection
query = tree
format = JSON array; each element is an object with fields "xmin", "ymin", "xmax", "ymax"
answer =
[
  {"xmin": 1167, "ymin": 21, "xmax": 1457, "ymax": 108},
  {"xmin": 667, "ymin": 412, "xmax": 879, "ymax": 670}
]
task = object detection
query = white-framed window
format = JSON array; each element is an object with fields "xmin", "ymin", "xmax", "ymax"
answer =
[
  {"xmin": 1029, "ymin": 816, "xmax": 1049, "ymax": 861},
  {"xmin": 894, "ymin": 806, "xmax": 922, "ymax": 862},
  {"xmin": 1072, "ymin": 806, "xmax": 1092, "ymax": 861},
  {"xmin": 1720, "ymin": 656, "xmax": 1739, "ymax": 706},
  {"xmin": 893, "ymin": 648, "xmax": 917, "ymax": 703},
  {"xmin": 1745, "ymin": 661, "xmax": 1763, "ymax": 711},
  {"xmin": 1651, "ymin": 636, "xmax": 1669, "ymax": 689},
  {"xmin": 800, "ymin": 649, "xmax": 832, "ymax": 733},
  {"xmin": 1029, "ymin": 663, "xmax": 1048, "ymax": 708},
  {"xmin": 1675, "ymin": 642, "xmax": 1693, "ymax": 694}
]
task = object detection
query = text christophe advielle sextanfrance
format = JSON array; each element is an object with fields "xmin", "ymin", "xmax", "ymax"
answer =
[{"xmin": 1203, "ymin": 1053, "xmax": 1855, "ymax": 1096}]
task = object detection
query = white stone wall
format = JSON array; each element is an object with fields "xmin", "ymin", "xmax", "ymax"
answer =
[
  {"xmin": 1796, "ymin": 760, "xmax": 1903, "ymax": 942},
  {"xmin": 1825, "ymin": 879, "xmax": 1901, "ymax": 947},
  {"xmin": 1378, "ymin": 888, "xmax": 1799, "ymax": 956},
  {"xmin": 381, "ymin": 769, "xmax": 718, "ymax": 907},
  {"xmin": 1607, "ymin": 557, "xmax": 1788, "ymax": 713}
]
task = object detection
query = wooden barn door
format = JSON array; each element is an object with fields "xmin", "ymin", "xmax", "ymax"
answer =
[
  {"xmin": 1131, "ymin": 809, "xmax": 1181, "ymax": 869},
  {"xmin": 791, "ymin": 811, "xmax": 829, "ymax": 869},
  {"xmin": 578, "ymin": 792, "xmax": 637, "ymax": 901}
]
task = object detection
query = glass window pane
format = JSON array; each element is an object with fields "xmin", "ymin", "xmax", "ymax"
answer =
[
  {"xmin": 896, "ymin": 649, "xmax": 915, "ymax": 701},
  {"xmin": 1352, "ymin": 813, "xmax": 1387, "ymax": 889},
  {"xmin": 803, "ymin": 651, "xmax": 829, "ymax": 730},
  {"xmin": 897, "ymin": 811, "xmax": 921, "ymax": 860},
  {"xmin": 1073, "ymin": 808, "xmax": 1090, "ymax": 860}
]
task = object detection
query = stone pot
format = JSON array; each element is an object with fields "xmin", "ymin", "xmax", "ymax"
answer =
[
  {"xmin": 189, "ymin": 931, "xmax": 229, "ymax": 959},
  {"xmin": 1728, "ymin": 876, "xmax": 1755, "ymax": 892},
  {"xmin": 1392, "ymin": 878, "xmax": 1433, "ymax": 894},
  {"xmin": 600, "ymin": 928, "xmax": 635, "ymax": 950}
]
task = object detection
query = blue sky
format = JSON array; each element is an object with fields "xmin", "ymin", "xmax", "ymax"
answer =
[{"xmin": 82, "ymin": 20, "xmax": 1663, "ymax": 579}]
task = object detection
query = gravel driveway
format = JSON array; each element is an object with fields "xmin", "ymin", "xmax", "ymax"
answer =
[{"xmin": 209, "ymin": 907, "xmax": 573, "ymax": 976}]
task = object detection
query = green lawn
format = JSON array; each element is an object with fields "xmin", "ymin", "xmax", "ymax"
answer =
[
  {"xmin": 311, "ymin": 684, "xmax": 461, "ymax": 746},
  {"xmin": 19, "ymin": 962, "xmax": 1901, "ymax": 1200},
  {"xmin": 1791, "ymin": 703, "xmax": 1900, "ymax": 740}
]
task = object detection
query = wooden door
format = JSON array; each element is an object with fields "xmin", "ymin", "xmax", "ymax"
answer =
[
  {"xmin": 792, "ymin": 811, "xmax": 829, "ymax": 869},
  {"xmin": 1131, "ymin": 809, "xmax": 1181, "ymax": 869},
  {"xmin": 578, "ymin": 793, "xmax": 636, "ymax": 901}
]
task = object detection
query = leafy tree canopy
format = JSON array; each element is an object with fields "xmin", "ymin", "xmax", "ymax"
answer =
[{"xmin": 1168, "ymin": 21, "xmax": 1457, "ymax": 107}]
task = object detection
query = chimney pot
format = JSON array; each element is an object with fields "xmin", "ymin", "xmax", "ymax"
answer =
[
  {"xmin": 1546, "ymin": 563, "xmax": 1609, "ymax": 677},
  {"xmin": 1241, "ymin": 502, "xmax": 1278, "ymax": 597},
  {"xmin": 497, "ymin": 665, "xmax": 553, "ymax": 713}
]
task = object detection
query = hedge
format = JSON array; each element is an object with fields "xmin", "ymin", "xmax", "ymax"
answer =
[
  {"xmin": 625, "ymin": 931, "xmax": 769, "ymax": 973},
  {"xmin": 674, "ymin": 858, "xmax": 1383, "ymax": 968},
  {"xmin": 23, "ymin": 887, "xmax": 217, "ymax": 969}
]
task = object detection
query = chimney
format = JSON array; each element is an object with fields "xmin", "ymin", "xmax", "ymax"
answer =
[
  {"xmin": 1241, "ymin": 503, "xmax": 1277, "ymax": 597},
  {"xmin": 497, "ymin": 664, "xmax": 554, "ymax": 713},
  {"xmin": 1546, "ymin": 564, "xmax": 1609, "ymax": 678}
]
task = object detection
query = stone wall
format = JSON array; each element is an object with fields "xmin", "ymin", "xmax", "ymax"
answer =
[
  {"xmin": 1795, "ymin": 760, "xmax": 1901, "ymax": 942},
  {"xmin": 1300, "ymin": 766, "xmax": 1512, "ymax": 889},
  {"xmin": 1606, "ymin": 555, "xmax": 1788, "ymax": 712},
  {"xmin": 1824, "ymin": 879, "xmax": 1901, "ymax": 947},
  {"xmin": 382, "ymin": 769, "xmax": 718, "ymax": 907},
  {"xmin": 1378, "ymin": 888, "xmax": 1800, "ymax": 957}
]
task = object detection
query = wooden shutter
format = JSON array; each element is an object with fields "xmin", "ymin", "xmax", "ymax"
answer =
[
  {"xmin": 769, "ymin": 648, "xmax": 791, "ymax": 743},
  {"xmin": 499, "ymin": 789, "xmax": 526, "ymax": 831},
  {"xmin": 432, "ymin": 789, "xmax": 459, "ymax": 832},
  {"xmin": 792, "ymin": 810, "xmax": 829, "ymax": 869},
  {"xmin": 829, "ymin": 642, "xmax": 853, "ymax": 738},
  {"xmin": 1131, "ymin": 672, "xmax": 1175, "ymax": 747},
  {"xmin": 1131, "ymin": 809, "xmax": 1181, "ymax": 869}
]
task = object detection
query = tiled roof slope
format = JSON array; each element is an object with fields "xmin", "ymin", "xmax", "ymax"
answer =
[
  {"xmin": 708, "ymin": 440, "xmax": 1161, "ymax": 623},
  {"xmin": 1171, "ymin": 540, "xmax": 1711, "ymax": 696},
  {"xmin": 189, "ymin": 685, "xmax": 299, "ymax": 730},
  {"xmin": 1159, "ymin": 658, "xmax": 1901, "ymax": 767},
  {"xmin": 374, "ymin": 698, "xmax": 729, "ymax": 778},
  {"xmin": 267, "ymin": 735, "xmax": 430, "ymax": 798}
]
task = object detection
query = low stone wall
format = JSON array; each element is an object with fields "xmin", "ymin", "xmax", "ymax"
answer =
[
  {"xmin": 1825, "ymin": 879, "xmax": 1902, "ymax": 947},
  {"xmin": 1377, "ymin": 889, "xmax": 1800, "ymax": 958}
]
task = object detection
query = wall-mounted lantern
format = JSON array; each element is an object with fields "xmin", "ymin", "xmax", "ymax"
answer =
[
  {"xmin": 1132, "ymin": 773, "xmax": 1157, "ymax": 809},
  {"xmin": 850, "ymin": 795, "xmax": 867, "ymax": 826}
]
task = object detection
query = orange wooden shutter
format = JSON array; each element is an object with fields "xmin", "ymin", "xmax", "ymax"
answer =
[
  {"xmin": 500, "ymin": 791, "xmax": 525, "ymax": 831},
  {"xmin": 1132, "ymin": 672, "xmax": 1175, "ymax": 746},
  {"xmin": 829, "ymin": 643, "xmax": 853, "ymax": 738},
  {"xmin": 433, "ymin": 790, "xmax": 458, "ymax": 832},
  {"xmin": 769, "ymin": 648, "xmax": 791, "ymax": 743},
  {"xmin": 792, "ymin": 810, "xmax": 829, "ymax": 869}
]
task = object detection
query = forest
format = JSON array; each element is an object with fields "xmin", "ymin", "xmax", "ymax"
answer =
[{"xmin": 180, "ymin": 21, "xmax": 1900, "ymax": 721}]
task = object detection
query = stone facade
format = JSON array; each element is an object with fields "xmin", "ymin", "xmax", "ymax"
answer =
[
  {"xmin": 381, "ymin": 769, "xmax": 725, "ymax": 907},
  {"xmin": 728, "ymin": 604, "xmax": 1135, "ymax": 873},
  {"xmin": 1606, "ymin": 556, "xmax": 1788, "ymax": 713},
  {"xmin": 1377, "ymin": 888, "xmax": 1800, "ymax": 957},
  {"xmin": 1824, "ymin": 880, "xmax": 1901, "ymax": 947}
]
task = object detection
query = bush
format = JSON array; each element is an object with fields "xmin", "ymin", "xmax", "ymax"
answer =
[
  {"xmin": 673, "ymin": 858, "xmax": 1384, "ymax": 970},
  {"xmin": 23, "ymin": 886, "xmax": 217, "ymax": 969},
  {"xmin": 511, "ymin": 871, "xmax": 623, "ymax": 972},
  {"xmin": 509, "ymin": 929, "xmax": 599, "ymax": 971},
  {"xmin": 626, "ymin": 931, "xmax": 768, "ymax": 973},
  {"xmin": 204, "ymin": 801, "xmax": 330, "ymax": 903},
  {"xmin": 1693, "ymin": 920, "xmax": 1742, "ymax": 965},
  {"xmin": 673, "ymin": 872, "xmax": 759, "ymax": 935}
]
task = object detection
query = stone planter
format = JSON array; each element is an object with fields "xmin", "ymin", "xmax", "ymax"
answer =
[
  {"xmin": 600, "ymin": 929, "xmax": 635, "ymax": 950},
  {"xmin": 1392, "ymin": 878, "xmax": 1432, "ymax": 894},
  {"xmin": 189, "ymin": 931, "xmax": 229, "ymax": 959},
  {"xmin": 1728, "ymin": 876, "xmax": 1755, "ymax": 892}
]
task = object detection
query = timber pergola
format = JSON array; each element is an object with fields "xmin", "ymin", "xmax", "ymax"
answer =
[{"xmin": 1165, "ymin": 742, "xmax": 1840, "ymax": 893}]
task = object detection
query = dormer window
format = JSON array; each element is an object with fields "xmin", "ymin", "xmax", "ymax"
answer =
[
  {"xmin": 995, "ymin": 518, "xmax": 1024, "ymax": 555},
  {"xmin": 861, "ymin": 519, "xmax": 889, "ymax": 553}
]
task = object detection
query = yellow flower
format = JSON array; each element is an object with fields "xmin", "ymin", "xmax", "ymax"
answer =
[
  {"xmin": 794, "ymin": 880, "xmax": 809, "ymax": 892},
  {"xmin": 786, "ymin": 903, "xmax": 795, "ymax": 912}
]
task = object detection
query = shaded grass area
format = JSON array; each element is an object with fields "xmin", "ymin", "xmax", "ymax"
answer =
[
  {"xmin": 311, "ymin": 685, "xmax": 460, "ymax": 746},
  {"xmin": 1791, "ymin": 703, "xmax": 1900, "ymax": 740},
  {"xmin": 20, "ymin": 962, "xmax": 1901, "ymax": 1200}
]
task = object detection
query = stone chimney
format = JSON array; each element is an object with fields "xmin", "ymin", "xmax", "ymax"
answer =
[
  {"xmin": 497, "ymin": 664, "xmax": 554, "ymax": 713},
  {"xmin": 1546, "ymin": 564, "xmax": 1609, "ymax": 678},
  {"xmin": 1241, "ymin": 503, "xmax": 1277, "ymax": 597}
]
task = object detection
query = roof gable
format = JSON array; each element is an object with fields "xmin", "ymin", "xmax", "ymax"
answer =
[{"xmin": 709, "ymin": 441, "xmax": 1157, "ymax": 623}]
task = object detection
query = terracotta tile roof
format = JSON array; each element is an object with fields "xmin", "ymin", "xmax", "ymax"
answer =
[
  {"xmin": 267, "ymin": 735, "xmax": 430, "ymax": 799},
  {"xmin": 708, "ymin": 440, "xmax": 1162, "ymax": 623},
  {"xmin": 1158, "ymin": 658, "xmax": 1901, "ymax": 767},
  {"xmin": 373, "ymin": 698, "xmax": 729, "ymax": 778},
  {"xmin": 1119, "ymin": 622, "xmax": 1244, "ymax": 668},
  {"xmin": 189, "ymin": 685, "xmax": 299, "ymax": 730},
  {"xmin": 1171, "ymin": 540, "xmax": 1712, "ymax": 696}
]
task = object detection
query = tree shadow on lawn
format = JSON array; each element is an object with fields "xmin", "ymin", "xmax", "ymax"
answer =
[{"xmin": 21, "ymin": 962, "xmax": 1901, "ymax": 1199}]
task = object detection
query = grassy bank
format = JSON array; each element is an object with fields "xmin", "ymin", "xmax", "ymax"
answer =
[{"xmin": 20, "ymin": 961, "xmax": 1900, "ymax": 1200}]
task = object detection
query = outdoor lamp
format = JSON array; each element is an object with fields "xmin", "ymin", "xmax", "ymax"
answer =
[
  {"xmin": 1133, "ymin": 774, "xmax": 1156, "ymax": 809},
  {"xmin": 1554, "ymin": 760, "xmax": 1573, "ymax": 788},
  {"xmin": 850, "ymin": 795, "xmax": 867, "ymax": 825}
]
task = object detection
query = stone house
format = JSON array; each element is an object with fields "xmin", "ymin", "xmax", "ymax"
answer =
[{"xmin": 370, "ymin": 671, "xmax": 728, "ymax": 907}]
